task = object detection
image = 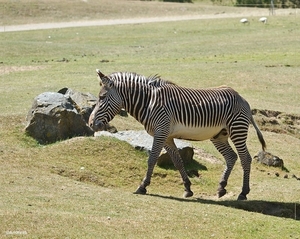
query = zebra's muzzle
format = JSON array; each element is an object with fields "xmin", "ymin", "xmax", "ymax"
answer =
[{"xmin": 90, "ymin": 119, "xmax": 106, "ymax": 132}]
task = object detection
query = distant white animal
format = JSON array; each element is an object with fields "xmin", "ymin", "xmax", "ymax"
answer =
[
  {"xmin": 259, "ymin": 17, "xmax": 268, "ymax": 24},
  {"xmin": 240, "ymin": 18, "xmax": 249, "ymax": 25}
]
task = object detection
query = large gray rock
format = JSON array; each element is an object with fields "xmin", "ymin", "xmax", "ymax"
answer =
[
  {"xmin": 95, "ymin": 130, "xmax": 194, "ymax": 167},
  {"xmin": 59, "ymin": 88, "xmax": 98, "ymax": 124},
  {"xmin": 25, "ymin": 91, "xmax": 94, "ymax": 144}
]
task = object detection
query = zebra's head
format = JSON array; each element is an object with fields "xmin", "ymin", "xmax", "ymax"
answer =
[{"xmin": 89, "ymin": 69, "xmax": 123, "ymax": 132}]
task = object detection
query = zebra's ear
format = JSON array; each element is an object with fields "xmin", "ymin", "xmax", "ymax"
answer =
[
  {"xmin": 96, "ymin": 69, "xmax": 105, "ymax": 79},
  {"xmin": 96, "ymin": 69, "xmax": 104, "ymax": 86},
  {"xmin": 96, "ymin": 69, "xmax": 114, "ymax": 88}
]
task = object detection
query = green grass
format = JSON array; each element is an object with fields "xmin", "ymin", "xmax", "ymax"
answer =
[
  {"xmin": 1, "ymin": 16, "xmax": 299, "ymax": 115},
  {"xmin": 0, "ymin": 1, "xmax": 300, "ymax": 238}
]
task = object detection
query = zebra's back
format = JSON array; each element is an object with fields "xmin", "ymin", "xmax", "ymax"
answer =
[{"xmin": 157, "ymin": 85, "xmax": 250, "ymax": 139}]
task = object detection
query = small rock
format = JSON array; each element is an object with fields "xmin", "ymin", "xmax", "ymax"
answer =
[
  {"xmin": 284, "ymin": 174, "xmax": 288, "ymax": 179},
  {"xmin": 254, "ymin": 151, "xmax": 284, "ymax": 168}
]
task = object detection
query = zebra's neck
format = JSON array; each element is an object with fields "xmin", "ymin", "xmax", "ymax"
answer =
[
  {"xmin": 108, "ymin": 72, "xmax": 170, "ymax": 125},
  {"xmin": 120, "ymin": 83, "xmax": 153, "ymax": 125}
]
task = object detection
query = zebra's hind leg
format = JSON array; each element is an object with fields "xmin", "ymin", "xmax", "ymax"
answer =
[
  {"xmin": 230, "ymin": 122, "xmax": 252, "ymax": 200},
  {"xmin": 234, "ymin": 145, "xmax": 252, "ymax": 201},
  {"xmin": 164, "ymin": 139, "xmax": 193, "ymax": 198},
  {"xmin": 211, "ymin": 133, "xmax": 238, "ymax": 198}
]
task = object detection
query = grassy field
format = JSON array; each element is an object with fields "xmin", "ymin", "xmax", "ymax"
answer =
[{"xmin": 0, "ymin": 0, "xmax": 300, "ymax": 238}]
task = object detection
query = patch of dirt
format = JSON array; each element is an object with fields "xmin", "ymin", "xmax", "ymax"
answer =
[
  {"xmin": 51, "ymin": 166, "xmax": 107, "ymax": 187},
  {"xmin": 252, "ymin": 109, "xmax": 300, "ymax": 140},
  {"xmin": 0, "ymin": 65, "xmax": 47, "ymax": 75}
]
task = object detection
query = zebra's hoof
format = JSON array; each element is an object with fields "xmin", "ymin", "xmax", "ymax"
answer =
[
  {"xmin": 183, "ymin": 190, "xmax": 193, "ymax": 198},
  {"xmin": 218, "ymin": 188, "xmax": 227, "ymax": 198},
  {"xmin": 134, "ymin": 187, "xmax": 147, "ymax": 195},
  {"xmin": 237, "ymin": 194, "xmax": 247, "ymax": 200}
]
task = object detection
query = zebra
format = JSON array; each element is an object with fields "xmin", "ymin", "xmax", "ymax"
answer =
[{"xmin": 89, "ymin": 69, "xmax": 266, "ymax": 200}]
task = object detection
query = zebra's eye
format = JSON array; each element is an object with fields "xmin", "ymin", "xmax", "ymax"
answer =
[{"xmin": 99, "ymin": 94, "xmax": 106, "ymax": 100}]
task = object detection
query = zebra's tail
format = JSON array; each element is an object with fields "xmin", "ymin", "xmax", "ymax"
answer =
[{"xmin": 251, "ymin": 115, "xmax": 266, "ymax": 151}]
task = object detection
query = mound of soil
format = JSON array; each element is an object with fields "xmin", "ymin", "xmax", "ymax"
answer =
[{"xmin": 252, "ymin": 109, "xmax": 300, "ymax": 139}]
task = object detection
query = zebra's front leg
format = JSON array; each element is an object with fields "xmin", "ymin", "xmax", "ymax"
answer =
[
  {"xmin": 164, "ymin": 139, "xmax": 193, "ymax": 198},
  {"xmin": 135, "ymin": 158, "xmax": 156, "ymax": 195},
  {"xmin": 135, "ymin": 134, "xmax": 166, "ymax": 195}
]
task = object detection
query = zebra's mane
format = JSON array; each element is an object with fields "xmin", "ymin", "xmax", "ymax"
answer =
[
  {"xmin": 109, "ymin": 72, "xmax": 176, "ymax": 88},
  {"xmin": 147, "ymin": 74, "xmax": 176, "ymax": 87}
]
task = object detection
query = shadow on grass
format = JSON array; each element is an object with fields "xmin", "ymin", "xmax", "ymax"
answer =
[
  {"xmin": 148, "ymin": 194, "xmax": 300, "ymax": 221},
  {"xmin": 159, "ymin": 159, "xmax": 208, "ymax": 178}
]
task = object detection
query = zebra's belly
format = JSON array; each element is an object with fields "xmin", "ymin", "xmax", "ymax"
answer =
[{"xmin": 170, "ymin": 123, "xmax": 224, "ymax": 141}]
